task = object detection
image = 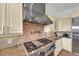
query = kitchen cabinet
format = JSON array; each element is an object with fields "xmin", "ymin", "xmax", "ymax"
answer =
[
  {"xmin": 57, "ymin": 18, "xmax": 62, "ymax": 31},
  {"xmin": 62, "ymin": 37, "xmax": 72, "ymax": 52},
  {"xmin": 7, "ymin": 3, "xmax": 23, "ymax": 34},
  {"xmin": 54, "ymin": 19, "xmax": 58, "ymax": 32},
  {"xmin": 0, "ymin": 3, "xmax": 22, "ymax": 36},
  {"xmin": 55, "ymin": 38, "xmax": 62, "ymax": 56},
  {"xmin": 0, "ymin": 4, "xmax": 5, "ymax": 34},
  {"xmin": 58, "ymin": 17, "xmax": 72, "ymax": 31}
]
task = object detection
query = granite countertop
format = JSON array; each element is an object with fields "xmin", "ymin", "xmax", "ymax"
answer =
[
  {"xmin": 0, "ymin": 34, "xmax": 71, "ymax": 56},
  {"xmin": 47, "ymin": 35, "xmax": 63, "ymax": 41},
  {"xmin": 0, "ymin": 35, "xmax": 62, "ymax": 56},
  {"xmin": 0, "ymin": 44, "xmax": 26, "ymax": 56}
]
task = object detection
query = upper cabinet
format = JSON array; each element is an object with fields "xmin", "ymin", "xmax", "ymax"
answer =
[
  {"xmin": 6, "ymin": 4, "xmax": 23, "ymax": 34},
  {"xmin": 0, "ymin": 4, "xmax": 5, "ymax": 34},
  {"xmin": 57, "ymin": 17, "xmax": 72, "ymax": 31},
  {"xmin": 0, "ymin": 3, "xmax": 23, "ymax": 36}
]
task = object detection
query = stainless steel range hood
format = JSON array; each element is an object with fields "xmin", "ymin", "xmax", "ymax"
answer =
[{"xmin": 22, "ymin": 3, "xmax": 53, "ymax": 25}]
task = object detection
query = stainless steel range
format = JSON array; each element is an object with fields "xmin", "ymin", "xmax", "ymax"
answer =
[{"xmin": 23, "ymin": 38, "xmax": 55, "ymax": 56}]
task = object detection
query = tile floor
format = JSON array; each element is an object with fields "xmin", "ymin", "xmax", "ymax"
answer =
[{"xmin": 58, "ymin": 49, "xmax": 79, "ymax": 56}]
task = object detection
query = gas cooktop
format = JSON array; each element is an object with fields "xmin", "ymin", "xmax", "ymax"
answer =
[
  {"xmin": 37, "ymin": 38, "xmax": 52, "ymax": 45},
  {"xmin": 23, "ymin": 41, "xmax": 38, "ymax": 52},
  {"xmin": 23, "ymin": 38, "xmax": 53, "ymax": 53}
]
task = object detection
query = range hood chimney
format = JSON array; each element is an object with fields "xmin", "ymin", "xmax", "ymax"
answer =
[{"xmin": 23, "ymin": 3, "xmax": 53, "ymax": 25}]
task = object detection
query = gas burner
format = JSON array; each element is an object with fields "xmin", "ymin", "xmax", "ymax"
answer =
[
  {"xmin": 23, "ymin": 41, "xmax": 38, "ymax": 52},
  {"xmin": 37, "ymin": 38, "xmax": 52, "ymax": 45}
]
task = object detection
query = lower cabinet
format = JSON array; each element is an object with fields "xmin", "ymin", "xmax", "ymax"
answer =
[
  {"xmin": 62, "ymin": 38, "xmax": 72, "ymax": 52},
  {"xmin": 55, "ymin": 38, "xmax": 62, "ymax": 56},
  {"xmin": 55, "ymin": 37, "xmax": 72, "ymax": 56}
]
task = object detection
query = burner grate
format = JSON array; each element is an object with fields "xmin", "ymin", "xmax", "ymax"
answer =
[
  {"xmin": 37, "ymin": 38, "xmax": 52, "ymax": 45},
  {"xmin": 23, "ymin": 41, "xmax": 38, "ymax": 52}
]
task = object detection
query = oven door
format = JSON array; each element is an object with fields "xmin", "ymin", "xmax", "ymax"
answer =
[
  {"xmin": 45, "ymin": 43, "xmax": 55, "ymax": 56},
  {"xmin": 48, "ymin": 51, "xmax": 55, "ymax": 56}
]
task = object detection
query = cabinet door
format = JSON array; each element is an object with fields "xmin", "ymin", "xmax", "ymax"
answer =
[
  {"xmin": 62, "ymin": 38, "xmax": 72, "ymax": 52},
  {"xmin": 0, "ymin": 4, "xmax": 5, "ymax": 34},
  {"xmin": 55, "ymin": 39, "xmax": 62, "ymax": 56},
  {"xmin": 58, "ymin": 18, "xmax": 71, "ymax": 31},
  {"xmin": 7, "ymin": 3, "xmax": 23, "ymax": 34},
  {"xmin": 58, "ymin": 18, "xmax": 63, "ymax": 31},
  {"xmin": 62, "ymin": 18, "xmax": 71, "ymax": 31}
]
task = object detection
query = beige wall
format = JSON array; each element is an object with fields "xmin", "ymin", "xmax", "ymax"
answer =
[
  {"xmin": 71, "ymin": 11, "xmax": 79, "ymax": 17},
  {"xmin": 65, "ymin": 10, "xmax": 79, "ymax": 18}
]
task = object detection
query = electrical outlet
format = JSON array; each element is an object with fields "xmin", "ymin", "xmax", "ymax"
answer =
[{"xmin": 8, "ymin": 39, "xmax": 12, "ymax": 44}]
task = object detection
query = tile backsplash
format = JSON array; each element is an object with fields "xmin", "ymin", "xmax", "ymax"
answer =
[
  {"xmin": 19, "ymin": 22, "xmax": 54, "ymax": 43},
  {"xmin": 0, "ymin": 36, "xmax": 19, "ymax": 49}
]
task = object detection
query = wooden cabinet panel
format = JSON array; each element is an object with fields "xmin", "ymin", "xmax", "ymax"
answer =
[
  {"xmin": 0, "ymin": 3, "xmax": 23, "ymax": 36},
  {"xmin": 6, "ymin": 3, "xmax": 23, "ymax": 34},
  {"xmin": 57, "ymin": 18, "xmax": 63, "ymax": 31},
  {"xmin": 62, "ymin": 18, "xmax": 71, "ymax": 31},
  {"xmin": 58, "ymin": 18, "xmax": 72, "ymax": 31},
  {"xmin": 62, "ymin": 38, "xmax": 72, "ymax": 52},
  {"xmin": 0, "ymin": 4, "xmax": 5, "ymax": 34},
  {"xmin": 55, "ymin": 39, "xmax": 62, "ymax": 56}
]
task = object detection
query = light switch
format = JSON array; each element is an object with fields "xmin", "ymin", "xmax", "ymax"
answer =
[{"xmin": 8, "ymin": 39, "xmax": 12, "ymax": 44}]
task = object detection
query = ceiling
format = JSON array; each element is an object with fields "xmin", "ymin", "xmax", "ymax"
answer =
[{"xmin": 46, "ymin": 3, "xmax": 79, "ymax": 16}]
